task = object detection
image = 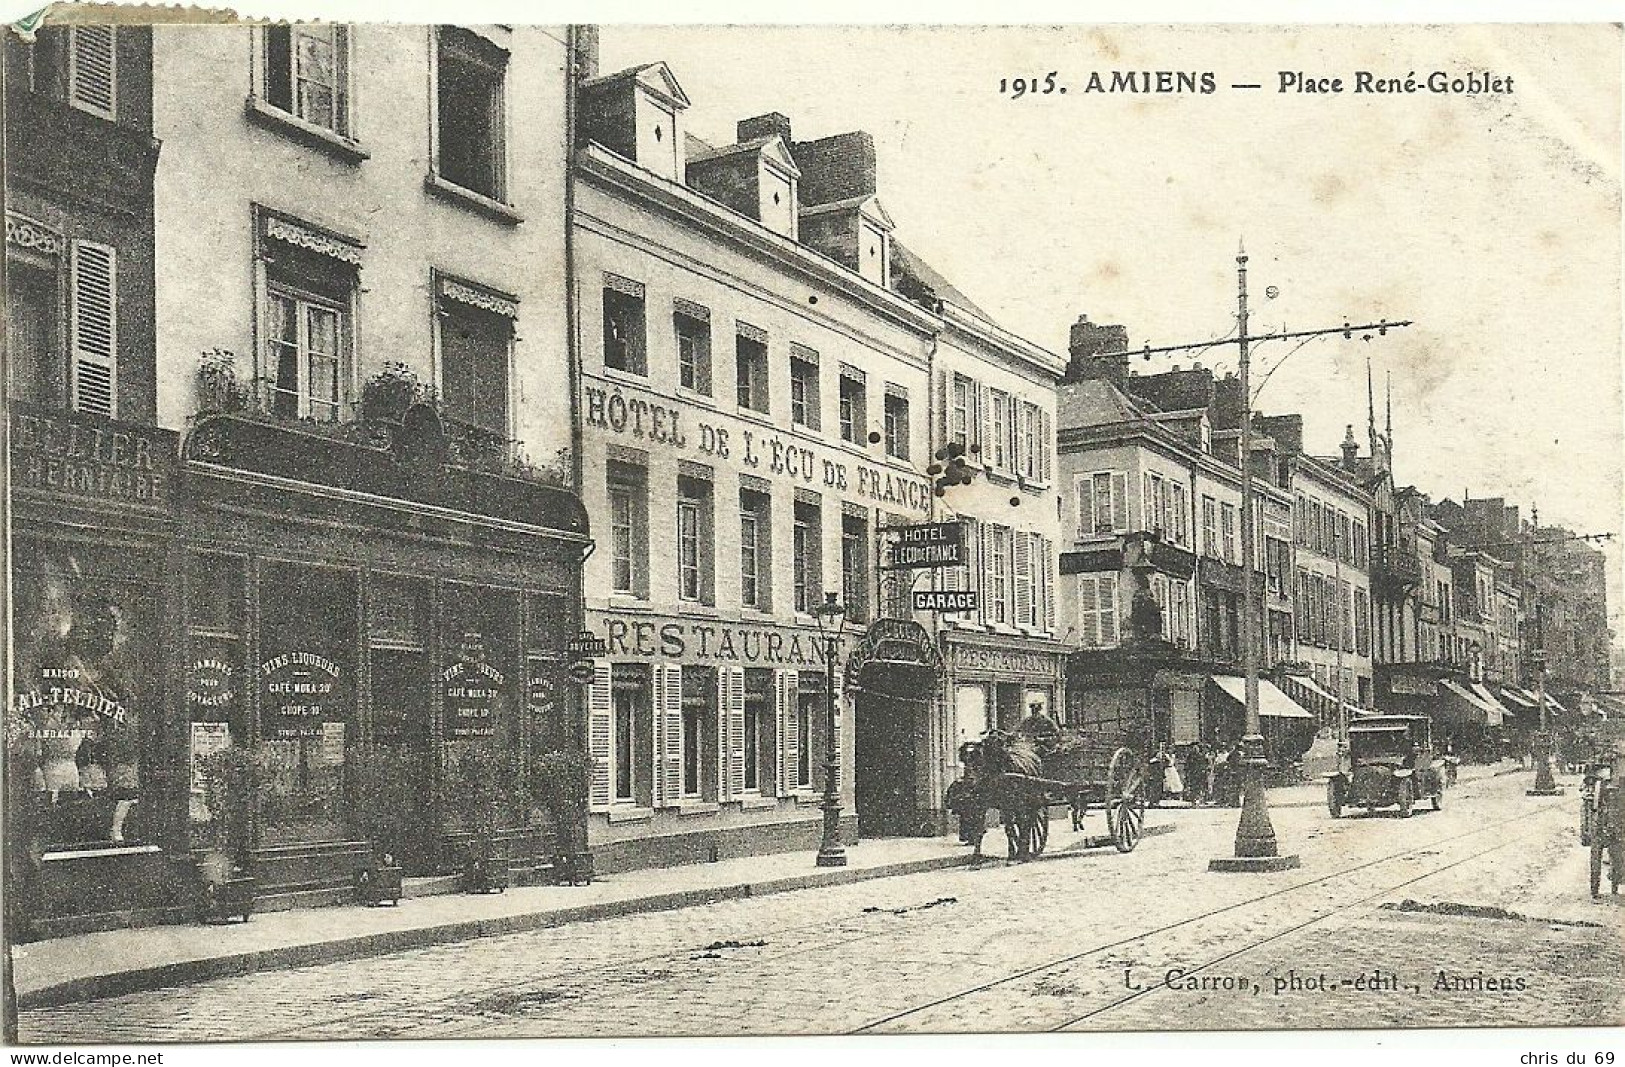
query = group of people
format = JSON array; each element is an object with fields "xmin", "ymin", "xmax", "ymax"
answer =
[{"xmin": 1147, "ymin": 739, "xmax": 1246, "ymax": 807}]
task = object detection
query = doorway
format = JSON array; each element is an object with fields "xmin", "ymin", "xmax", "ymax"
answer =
[{"xmin": 854, "ymin": 690, "xmax": 924, "ymax": 837}]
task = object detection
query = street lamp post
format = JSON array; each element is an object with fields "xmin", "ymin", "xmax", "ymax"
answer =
[
  {"xmin": 1527, "ymin": 606, "xmax": 1562, "ymax": 796},
  {"xmin": 814, "ymin": 592, "xmax": 849, "ymax": 867},
  {"xmin": 1210, "ymin": 243, "xmax": 1301, "ymax": 873},
  {"xmin": 1124, "ymin": 244, "xmax": 1408, "ymax": 871}
]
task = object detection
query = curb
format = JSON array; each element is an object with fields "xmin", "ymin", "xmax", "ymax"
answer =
[{"xmin": 18, "ymin": 851, "xmax": 979, "ymax": 1010}]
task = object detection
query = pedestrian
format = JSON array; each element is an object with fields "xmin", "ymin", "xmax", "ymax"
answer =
[
  {"xmin": 1161, "ymin": 744, "xmax": 1185, "ymax": 804},
  {"xmin": 1184, "ymin": 742, "xmax": 1212, "ymax": 806}
]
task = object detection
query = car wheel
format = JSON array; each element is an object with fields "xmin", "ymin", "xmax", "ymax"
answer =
[{"xmin": 1397, "ymin": 779, "xmax": 1414, "ymax": 818}]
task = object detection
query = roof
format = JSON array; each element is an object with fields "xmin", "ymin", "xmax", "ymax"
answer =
[
  {"xmin": 581, "ymin": 62, "xmax": 692, "ymax": 109},
  {"xmin": 890, "ymin": 239, "xmax": 993, "ymax": 321},
  {"xmin": 1061, "ymin": 377, "xmax": 1153, "ymax": 429}
]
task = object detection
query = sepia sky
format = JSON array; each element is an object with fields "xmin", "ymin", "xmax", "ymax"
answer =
[{"xmin": 601, "ymin": 23, "xmax": 1624, "ymax": 633}]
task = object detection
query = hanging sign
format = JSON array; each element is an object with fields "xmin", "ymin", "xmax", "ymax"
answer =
[{"xmin": 884, "ymin": 523, "xmax": 965, "ymax": 570}]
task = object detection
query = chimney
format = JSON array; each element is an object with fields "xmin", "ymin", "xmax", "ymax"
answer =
[
  {"xmin": 1340, "ymin": 424, "xmax": 1359, "ymax": 469},
  {"xmin": 1212, "ymin": 373, "xmax": 1244, "ymax": 429},
  {"xmin": 738, "ymin": 112, "xmax": 792, "ymax": 145},
  {"xmin": 1065, "ymin": 314, "xmax": 1129, "ymax": 385},
  {"xmin": 789, "ymin": 131, "xmax": 877, "ymax": 206},
  {"xmin": 571, "ymin": 25, "xmax": 600, "ymax": 81}
]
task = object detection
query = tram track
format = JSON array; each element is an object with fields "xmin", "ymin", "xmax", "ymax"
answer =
[
  {"xmin": 850, "ymin": 796, "xmax": 1567, "ymax": 1033},
  {"xmin": 19, "ymin": 774, "xmax": 1570, "ymax": 1042}
]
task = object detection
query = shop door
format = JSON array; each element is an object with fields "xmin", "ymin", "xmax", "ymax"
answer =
[
  {"xmin": 854, "ymin": 692, "xmax": 921, "ymax": 837},
  {"xmin": 370, "ymin": 650, "xmax": 436, "ymax": 875}
]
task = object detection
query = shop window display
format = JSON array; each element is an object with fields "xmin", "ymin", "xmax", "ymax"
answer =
[
  {"xmin": 258, "ymin": 562, "xmax": 356, "ymax": 845},
  {"xmin": 440, "ymin": 583, "xmax": 523, "ymax": 831},
  {"xmin": 11, "ymin": 559, "xmax": 155, "ymax": 851}
]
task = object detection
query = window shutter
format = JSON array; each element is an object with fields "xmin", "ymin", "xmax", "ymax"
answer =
[
  {"xmin": 1100, "ymin": 574, "xmax": 1120, "ymax": 646},
  {"xmin": 652, "ymin": 666, "xmax": 667, "ymax": 809},
  {"xmin": 725, "ymin": 666, "xmax": 746, "ymax": 799},
  {"xmin": 1042, "ymin": 537, "xmax": 1056, "ymax": 634},
  {"xmin": 1111, "ymin": 473, "xmax": 1127, "ymax": 532},
  {"xmin": 1076, "ymin": 477, "xmax": 1091, "ymax": 538},
  {"xmin": 656, "ymin": 665, "xmax": 682, "ymax": 807},
  {"xmin": 70, "ymin": 241, "xmax": 117, "ymax": 418},
  {"xmin": 1078, "ymin": 576, "xmax": 1099, "ymax": 647},
  {"xmin": 588, "ymin": 663, "xmax": 613, "ymax": 811},
  {"xmin": 1013, "ymin": 532, "xmax": 1033, "ymax": 628},
  {"xmin": 977, "ymin": 384, "xmax": 992, "ymax": 464},
  {"xmin": 775, "ymin": 670, "xmax": 798, "ymax": 797},
  {"xmin": 1142, "ymin": 473, "xmax": 1153, "ymax": 534},
  {"xmin": 1039, "ymin": 410, "xmax": 1051, "ymax": 483},
  {"xmin": 69, "ymin": 27, "xmax": 117, "ymax": 120}
]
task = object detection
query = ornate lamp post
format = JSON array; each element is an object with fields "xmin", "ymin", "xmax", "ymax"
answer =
[{"xmin": 813, "ymin": 592, "xmax": 849, "ymax": 867}]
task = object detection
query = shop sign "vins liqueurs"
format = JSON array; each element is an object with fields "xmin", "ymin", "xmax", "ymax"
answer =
[
  {"xmin": 260, "ymin": 652, "xmax": 340, "ymax": 739},
  {"xmin": 583, "ymin": 382, "xmax": 933, "ymax": 515}
]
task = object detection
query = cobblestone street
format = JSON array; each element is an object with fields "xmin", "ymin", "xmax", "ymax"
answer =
[{"xmin": 19, "ymin": 769, "xmax": 1622, "ymax": 1042}]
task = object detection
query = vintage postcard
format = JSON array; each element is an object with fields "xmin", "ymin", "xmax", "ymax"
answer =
[{"xmin": 2, "ymin": 6, "xmax": 1621, "ymax": 1051}]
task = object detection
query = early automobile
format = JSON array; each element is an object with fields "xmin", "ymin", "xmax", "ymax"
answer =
[{"xmin": 1326, "ymin": 714, "xmax": 1444, "ymax": 819}]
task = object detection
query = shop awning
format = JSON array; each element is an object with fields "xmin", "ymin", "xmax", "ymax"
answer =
[
  {"xmin": 1212, "ymin": 676, "xmax": 1315, "ymax": 719},
  {"xmin": 1470, "ymin": 682, "xmax": 1510, "ymax": 728},
  {"xmin": 1440, "ymin": 679, "xmax": 1501, "ymax": 726},
  {"xmin": 1594, "ymin": 694, "xmax": 1625, "ymax": 720},
  {"xmin": 1500, "ymin": 688, "xmax": 1537, "ymax": 708},
  {"xmin": 1545, "ymin": 694, "xmax": 1569, "ymax": 714},
  {"xmin": 1345, "ymin": 702, "xmax": 1377, "ymax": 720},
  {"xmin": 1284, "ymin": 674, "xmax": 1336, "ymax": 704}
]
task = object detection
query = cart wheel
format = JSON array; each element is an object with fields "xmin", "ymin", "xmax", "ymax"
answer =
[
  {"xmin": 1591, "ymin": 839, "xmax": 1604, "ymax": 898},
  {"xmin": 1029, "ymin": 805, "xmax": 1050, "ymax": 856},
  {"xmin": 1112, "ymin": 798, "xmax": 1143, "ymax": 853},
  {"xmin": 1106, "ymin": 746, "xmax": 1144, "ymax": 834},
  {"xmin": 1004, "ymin": 816, "xmax": 1022, "ymax": 861},
  {"xmin": 1397, "ymin": 779, "xmax": 1414, "ymax": 818},
  {"xmin": 1327, "ymin": 779, "xmax": 1343, "ymax": 819}
]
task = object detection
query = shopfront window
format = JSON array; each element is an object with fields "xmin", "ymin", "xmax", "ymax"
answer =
[
  {"xmin": 440, "ymin": 583, "xmax": 522, "ymax": 829},
  {"xmin": 258, "ymin": 562, "xmax": 356, "ymax": 845},
  {"xmin": 186, "ymin": 554, "xmax": 245, "ymax": 837},
  {"xmin": 12, "ymin": 555, "xmax": 157, "ymax": 851}
]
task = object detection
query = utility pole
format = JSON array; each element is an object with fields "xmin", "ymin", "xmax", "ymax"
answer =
[{"xmin": 1125, "ymin": 243, "xmax": 1411, "ymax": 873}]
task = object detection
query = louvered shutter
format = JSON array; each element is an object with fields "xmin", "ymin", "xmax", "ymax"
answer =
[
  {"xmin": 1078, "ymin": 576, "xmax": 1099, "ymax": 647},
  {"xmin": 656, "ymin": 665, "xmax": 682, "ymax": 807},
  {"xmin": 715, "ymin": 669, "xmax": 731, "ymax": 800},
  {"xmin": 1100, "ymin": 574, "xmax": 1120, "ymax": 646},
  {"xmin": 1042, "ymin": 536, "xmax": 1056, "ymax": 634},
  {"xmin": 1040, "ymin": 410, "xmax": 1051, "ymax": 482},
  {"xmin": 70, "ymin": 241, "xmax": 117, "ymax": 418},
  {"xmin": 977, "ymin": 384, "xmax": 992, "ymax": 465},
  {"xmin": 1110, "ymin": 473, "xmax": 1127, "ymax": 532},
  {"xmin": 975, "ymin": 521, "xmax": 990, "ymax": 625},
  {"xmin": 587, "ymin": 663, "xmax": 613, "ymax": 811},
  {"xmin": 725, "ymin": 666, "xmax": 746, "ymax": 799},
  {"xmin": 69, "ymin": 27, "xmax": 116, "ymax": 120},
  {"xmin": 1142, "ymin": 473, "xmax": 1153, "ymax": 534},
  {"xmin": 1013, "ymin": 531, "xmax": 1033, "ymax": 628},
  {"xmin": 775, "ymin": 670, "xmax": 798, "ymax": 797},
  {"xmin": 652, "ymin": 666, "xmax": 667, "ymax": 809}
]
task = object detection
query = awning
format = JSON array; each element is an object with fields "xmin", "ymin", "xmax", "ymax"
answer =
[
  {"xmin": 1345, "ymin": 702, "xmax": 1377, "ymax": 720},
  {"xmin": 1440, "ymin": 678, "xmax": 1501, "ymax": 726},
  {"xmin": 1545, "ymin": 693, "xmax": 1569, "ymax": 714},
  {"xmin": 1212, "ymin": 676, "xmax": 1315, "ymax": 719},
  {"xmin": 1285, "ymin": 674, "xmax": 1336, "ymax": 704},
  {"xmin": 1500, "ymin": 688, "xmax": 1537, "ymax": 708},
  {"xmin": 1594, "ymin": 694, "xmax": 1625, "ymax": 720},
  {"xmin": 1470, "ymin": 682, "xmax": 1509, "ymax": 728}
]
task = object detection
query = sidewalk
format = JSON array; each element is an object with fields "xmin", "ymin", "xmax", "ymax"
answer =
[{"xmin": 14, "ymin": 835, "xmax": 983, "ymax": 1010}]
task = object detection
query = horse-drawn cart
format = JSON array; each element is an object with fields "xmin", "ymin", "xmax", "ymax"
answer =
[{"xmin": 953, "ymin": 730, "xmax": 1149, "ymax": 860}]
